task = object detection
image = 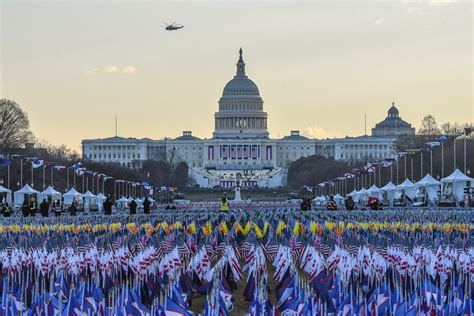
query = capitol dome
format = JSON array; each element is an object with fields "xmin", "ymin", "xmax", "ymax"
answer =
[
  {"xmin": 222, "ymin": 76, "xmax": 260, "ymax": 95},
  {"xmin": 213, "ymin": 49, "xmax": 269, "ymax": 139}
]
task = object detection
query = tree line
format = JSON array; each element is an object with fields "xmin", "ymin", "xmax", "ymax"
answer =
[
  {"xmin": 0, "ymin": 99, "xmax": 188, "ymax": 193},
  {"xmin": 288, "ymin": 115, "xmax": 472, "ymax": 190}
]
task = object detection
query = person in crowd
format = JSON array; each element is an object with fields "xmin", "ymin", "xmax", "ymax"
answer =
[
  {"xmin": 103, "ymin": 197, "xmax": 113, "ymax": 215},
  {"xmin": 29, "ymin": 197, "xmax": 37, "ymax": 217},
  {"xmin": 143, "ymin": 197, "xmax": 151, "ymax": 215},
  {"xmin": 40, "ymin": 199, "xmax": 49, "ymax": 217},
  {"xmin": 300, "ymin": 198, "xmax": 312, "ymax": 211},
  {"xmin": 369, "ymin": 197, "xmax": 381, "ymax": 210},
  {"xmin": 2, "ymin": 203, "xmax": 11, "ymax": 217},
  {"xmin": 53, "ymin": 200, "xmax": 62, "ymax": 217},
  {"xmin": 68, "ymin": 202, "xmax": 77, "ymax": 216},
  {"xmin": 220, "ymin": 197, "xmax": 229, "ymax": 213},
  {"xmin": 129, "ymin": 199, "xmax": 137, "ymax": 215},
  {"xmin": 345, "ymin": 196, "xmax": 355, "ymax": 211},
  {"xmin": 21, "ymin": 199, "xmax": 29, "ymax": 217},
  {"xmin": 326, "ymin": 196, "xmax": 337, "ymax": 211}
]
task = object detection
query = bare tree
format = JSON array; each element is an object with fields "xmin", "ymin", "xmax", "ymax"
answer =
[
  {"xmin": 0, "ymin": 99, "xmax": 32, "ymax": 149},
  {"xmin": 441, "ymin": 122, "xmax": 469, "ymax": 135},
  {"xmin": 418, "ymin": 115, "xmax": 441, "ymax": 135}
]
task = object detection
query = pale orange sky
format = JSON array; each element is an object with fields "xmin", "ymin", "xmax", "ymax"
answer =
[{"xmin": 1, "ymin": 0, "xmax": 472, "ymax": 151}]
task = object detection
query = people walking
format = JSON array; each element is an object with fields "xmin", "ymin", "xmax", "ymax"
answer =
[
  {"xmin": 40, "ymin": 199, "xmax": 49, "ymax": 217},
  {"xmin": 143, "ymin": 197, "xmax": 151, "ymax": 215},
  {"xmin": 53, "ymin": 200, "xmax": 62, "ymax": 217},
  {"xmin": 345, "ymin": 196, "xmax": 355, "ymax": 211},
  {"xmin": 21, "ymin": 199, "xmax": 29, "ymax": 217},
  {"xmin": 68, "ymin": 202, "xmax": 77, "ymax": 216},
  {"xmin": 129, "ymin": 199, "xmax": 137, "ymax": 215},
  {"xmin": 2, "ymin": 203, "xmax": 11, "ymax": 218},
  {"xmin": 29, "ymin": 197, "xmax": 37, "ymax": 217},
  {"xmin": 103, "ymin": 197, "xmax": 113, "ymax": 215}
]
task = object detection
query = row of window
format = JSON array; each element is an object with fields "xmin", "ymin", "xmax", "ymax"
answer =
[
  {"xmin": 89, "ymin": 153, "xmax": 141, "ymax": 160},
  {"xmin": 91, "ymin": 144, "xmax": 138, "ymax": 151}
]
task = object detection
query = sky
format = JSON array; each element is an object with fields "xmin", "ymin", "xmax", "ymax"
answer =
[{"xmin": 1, "ymin": 0, "xmax": 472, "ymax": 151}]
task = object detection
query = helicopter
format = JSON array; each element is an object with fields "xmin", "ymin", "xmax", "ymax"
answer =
[{"xmin": 164, "ymin": 22, "xmax": 183, "ymax": 31}]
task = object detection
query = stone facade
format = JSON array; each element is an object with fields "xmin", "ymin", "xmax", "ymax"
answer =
[{"xmin": 82, "ymin": 49, "xmax": 400, "ymax": 187}]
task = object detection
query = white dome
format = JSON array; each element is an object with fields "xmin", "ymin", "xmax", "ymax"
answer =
[
  {"xmin": 213, "ymin": 48, "xmax": 268, "ymax": 139},
  {"xmin": 222, "ymin": 77, "xmax": 260, "ymax": 95}
]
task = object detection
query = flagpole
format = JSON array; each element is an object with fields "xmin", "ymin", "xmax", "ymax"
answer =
[
  {"xmin": 420, "ymin": 151, "xmax": 423, "ymax": 180},
  {"xmin": 7, "ymin": 164, "xmax": 10, "ymax": 190},
  {"xmin": 31, "ymin": 162, "xmax": 34, "ymax": 187},
  {"xmin": 378, "ymin": 164, "xmax": 381, "ymax": 187},
  {"xmin": 42, "ymin": 165, "xmax": 45, "ymax": 189},
  {"xmin": 453, "ymin": 137, "xmax": 456, "ymax": 171},
  {"xmin": 20, "ymin": 158, "xmax": 23, "ymax": 187},
  {"xmin": 463, "ymin": 134, "xmax": 466, "ymax": 174},
  {"xmin": 373, "ymin": 166, "xmax": 376, "ymax": 186},
  {"xmin": 430, "ymin": 150, "xmax": 433, "ymax": 175},
  {"xmin": 404, "ymin": 155, "xmax": 407, "ymax": 180},
  {"xmin": 390, "ymin": 164, "xmax": 393, "ymax": 183},
  {"xmin": 396, "ymin": 159, "xmax": 399, "ymax": 184},
  {"xmin": 439, "ymin": 142, "xmax": 444, "ymax": 179},
  {"xmin": 51, "ymin": 166, "xmax": 54, "ymax": 188}
]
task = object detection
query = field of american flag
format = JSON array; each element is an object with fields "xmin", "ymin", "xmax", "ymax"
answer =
[{"xmin": 0, "ymin": 208, "xmax": 473, "ymax": 315}]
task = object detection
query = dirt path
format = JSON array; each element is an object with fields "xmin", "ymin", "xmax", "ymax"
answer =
[{"xmin": 189, "ymin": 260, "xmax": 279, "ymax": 315}]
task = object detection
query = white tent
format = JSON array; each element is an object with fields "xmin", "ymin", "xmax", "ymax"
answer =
[
  {"xmin": 96, "ymin": 193, "xmax": 107, "ymax": 211},
  {"xmin": 14, "ymin": 184, "xmax": 40, "ymax": 206},
  {"xmin": 441, "ymin": 169, "xmax": 472, "ymax": 202},
  {"xmin": 63, "ymin": 188, "xmax": 83, "ymax": 206},
  {"xmin": 380, "ymin": 182, "xmax": 397, "ymax": 206},
  {"xmin": 39, "ymin": 186, "xmax": 62, "ymax": 203},
  {"xmin": 347, "ymin": 190, "xmax": 359, "ymax": 203},
  {"xmin": 146, "ymin": 197, "xmax": 155, "ymax": 203},
  {"xmin": 367, "ymin": 185, "xmax": 381, "ymax": 199},
  {"xmin": 116, "ymin": 196, "xmax": 129, "ymax": 209},
  {"xmin": 0, "ymin": 186, "xmax": 12, "ymax": 204},
  {"xmin": 347, "ymin": 189, "xmax": 358, "ymax": 197},
  {"xmin": 333, "ymin": 193, "xmax": 345, "ymax": 205},
  {"xmin": 312, "ymin": 195, "xmax": 327, "ymax": 206},
  {"xmin": 82, "ymin": 191, "xmax": 98, "ymax": 211},
  {"xmin": 415, "ymin": 174, "xmax": 441, "ymax": 205},
  {"xmin": 396, "ymin": 179, "xmax": 415, "ymax": 198},
  {"xmin": 356, "ymin": 188, "xmax": 368, "ymax": 204}
]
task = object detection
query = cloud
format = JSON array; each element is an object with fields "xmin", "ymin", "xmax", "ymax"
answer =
[
  {"xmin": 302, "ymin": 126, "xmax": 343, "ymax": 139},
  {"xmin": 374, "ymin": 18, "xmax": 384, "ymax": 24},
  {"xmin": 121, "ymin": 66, "xmax": 136, "ymax": 74},
  {"xmin": 83, "ymin": 65, "xmax": 137, "ymax": 75},
  {"xmin": 103, "ymin": 66, "xmax": 119, "ymax": 73},
  {"xmin": 83, "ymin": 67, "xmax": 100, "ymax": 75},
  {"xmin": 431, "ymin": 0, "xmax": 456, "ymax": 4}
]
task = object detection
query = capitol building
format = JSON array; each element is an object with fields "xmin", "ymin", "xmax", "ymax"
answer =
[{"xmin": 82, "ymin": 49, "xmax": 413, "ymax": 188}]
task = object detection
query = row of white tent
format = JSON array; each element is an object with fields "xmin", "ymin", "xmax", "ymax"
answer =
[
  {"xmin": 314, "ymin": 169, "xmax": 472, "ymax": 206},
  {"xmin": 0, "ymin": 185, "xmax": 154, "ymax": 211}
]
